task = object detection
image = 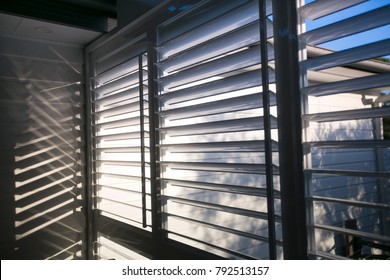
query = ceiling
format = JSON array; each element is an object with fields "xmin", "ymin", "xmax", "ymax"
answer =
[
  {"xmin": 0, "ymin": 12, "xmax": 102, "ymax": 45},
  {"xmin": 0, "ymin": 0, "xmax": 165, "ymax": 32}
]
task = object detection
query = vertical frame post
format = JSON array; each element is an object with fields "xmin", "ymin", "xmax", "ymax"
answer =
[
  {"xmin": 147, "ymin": 28, "xmax": 163, "ymax": 259},
  {"xmin": 139, "ymin": 55, "xmax": 147, "ymax": 228},
  {"xmin": 258, "ymin": 0, "xmax": 277, "ymax": 260},
  {"xmin": 84, "ymin": 54, "xmax": 96, "ymax": 260},
  {"xmin": 271, "ymin": 0, "xmax": 307, "ymax": 259}
]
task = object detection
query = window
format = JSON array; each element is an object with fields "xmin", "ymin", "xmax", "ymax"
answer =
[{"xmin": 85, "ymin": 0, "xmax": 390, "ymax": 260}]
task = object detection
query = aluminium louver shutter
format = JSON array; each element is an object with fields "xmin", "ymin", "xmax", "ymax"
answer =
[
  {"xmin": 155, "ymin": 0, "xmax": 281, "ymax": 259},
  {"xmin": 298, "ymin": 0, "xmax": 390, "ymax": 259},
  {"xmin": 89, "ymin": 34, "xmax": 152, "ymax": 259}
]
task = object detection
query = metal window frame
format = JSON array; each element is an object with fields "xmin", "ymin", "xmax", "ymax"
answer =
[{"xmin": 271, "ymin": 0, "xmax": 307, "ymax": 260}]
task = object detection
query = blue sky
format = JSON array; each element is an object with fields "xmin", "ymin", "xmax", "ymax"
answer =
[{"xmin": 304, "ymin": 0, "xmax": 390, "ymax": 59}]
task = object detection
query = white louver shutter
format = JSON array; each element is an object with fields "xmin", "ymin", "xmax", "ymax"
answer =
[
  {"xmin": 89, "ymin": 35, "xmax": 152, "ymax": 258},
  {"xmin": 155, "ymin": 0, "xmax": 281, "ymax": 259},
  {"xmin": 298, "ymin": 0, "xmax": 390, "ymax": 259}
]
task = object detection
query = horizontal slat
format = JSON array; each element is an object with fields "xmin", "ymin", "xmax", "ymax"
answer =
[
  {"xmin": 159, "ymin": 140, "xmax": 278, "ymax": 153},
  {"xmin": 159, "ymin": 22, "xmax": 273, "ymax": 74},
  {"xmin": 160, "ymin": 161, "xmax": 279, "ymax": 175},
  {"xmin": 94, "ymin": 55, "xmax": 146, "ymax": 86},
  {"xmin": 95, "ymin": 160, "xmax": 142, "ymax": 167},
  {"xmin": 160, "ymin": 178, "xmax": 280, "ymax": 198},
  {"xmin": 300, "ymin": 5, "xmax": 390, "ymax": 45},
  {"xmin": 94, "ymin": 86, "xmax": 142, "ymax": 106},
  {"xmin": 305, "ymin": 140, "xmax": 390, "ymax": 149},
  {"xmin": 302, "ymin": 39, "xmax": 390, "ymax": 71},
  {"xmin": 158, "ymin": 0, "xmax": 247, "ymax": 43},
  {"xmin": 158, "ymin": 92, "xmax": 276, "ymax": 120},
  {"xmin": 303, "ymin": 106, "xmax": 390, "ymax": 122},
  {"xmin": 94, "ymin": 196, "xmax": 142, "ymax": 208},
  {"xmin": 94, "ymin": 131, "xmax": 143, "ymax": 141},
  {"xmin": 306, "ymin": 169, "xmax": 390, "ymax": 179},
  {"xmin": 158, "ymin": 116, "xmax": 278, "ymax": 136},
  {"xmin": 158, "ymin": 0, "xmax": 273, "ymax": 44},
  {"xmin": 308, "ymin": 250, "xmax": 351, "ymax": 260},
  {"xmin": 94, "ymin": 116, "xmax": 142, "ymax": 130},
  {"xmin": 164, "ymin": 230, "xmax": 257, "ymax": 260},
  {"xmin": 99, "ymin": 210, "xmax": 147, "ymax": 227},
  {"xmin": 298, "ymin": 0, "xmax": 367, "ymax": 20},
  {"xmin": 164, "ymin": 213, "xmax": 274, "ymax": 244},
  {"xmin": 93, "ymin": 70, "xmax": 146, "ymax": 96},
  {"xmin": 160, "ymin": 69, "xmax": 275, "ymax": 106},
  {"xmin": 159, "ymin": 0, "xmax": 260, "ymax": 60},
  {"xmin": 94, "ymin": 147, "xmax": 141, "ymax": 153},
  {"xmin": 95, "ymin": 172, "xmax": 141, "ymax": 181},
  {"xmin": 311, "ymin": 223, "xmax": 390, "ymax": 244},
  {"xmin": 94, "ymin": 100, "xmax": 145, "ymax": 118},
  {"xmin": 302, "ymin": 72, "xmax": 390, "ymax": 97},
  {"xmin": 96, "ymin": 184, "xmax": 144, "ymax": 194},
  {"xmin": 158, "ymin": 45, "xmax": 273, "ymax": 90},
  {"xmin": 0, "ymin": 100, "xmax": 81, "ymax": 108},
  {"xmin": 163, "ymin": 195, "xmax": 276, "ymax": 222},
  {"xmin": 310, "ymin": 195, "xmax": 390, "ymax": 211},
  {"xmin": 94, "ymin": 34, "xmax": 147, "ymax": 76}
]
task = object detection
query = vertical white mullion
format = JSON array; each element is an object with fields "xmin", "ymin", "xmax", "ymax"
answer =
[{"xmin": 296, "ymin": 0, "xmax": 315, "ymax": 258}]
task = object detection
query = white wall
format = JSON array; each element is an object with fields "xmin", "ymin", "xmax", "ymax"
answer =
[
  {"xmin": 307, "ymin": 93, "xmax": 388, "ymax": 256},
  {"xmin": 0, "ymin": 34, "xmax": 86, "ymax": 259}
]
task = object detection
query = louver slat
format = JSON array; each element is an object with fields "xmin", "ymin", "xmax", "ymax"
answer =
[
  {"xmin": 158, "ymin": 116, "xmax": 277, "ymax": 136},
  {"xmin": 312, "ymin": 224, "xmax": 390, "ymax": 244},
  {"xmin": 306, "ymin": 169, "xmax": 390, "ymax": 179},
  {"xmin": 164, "ymin": 213, "xmax": 273, "ymax": 243},
  {"xmin": 95, "ymin": 160, "xmax": 142, "ymax": 167},
  {"xmin": 159, "ymin": 140, "xmax": 278, "ymax": 153},
  {"xmin": 308, "ymin": 251, "xmax": 351, "ymax": 260},
  {"xmin": 158, "ymin": 92, "xmax": 276, "ymax": 120},
  {"xmin": 94, "ymin": 101, "xmax": 143, "ymax": 117},
  {"xmin": 93, "ymin": 87, "xmax": 142, "ymax": 106},
  {"xmin": 158, "ymin": 45, "xmax": 274, "ymax": 90},
  {"xmin": 302, "ymin": 39, "xmax": 390, "ymax": 71},
  {"xmin": 160, "ymin": 161, "xmax": 279, "ymax": 175},
  {"xmin": 302, "ymin": 72, "xmax": 390, "ymax": 97},
  {"xmin": 94, "ymin": 71, "xmax": 147, "ymax": 96},
  {"xmin": 94, "ymin": 131, "xmax": 143, "ymax": 141},
  {"xmin": 305, "ymin": 140, "xmax": 390, "ymax": 149},
  {"xmin": 158, "ymin": 23, "xmax": 273, "ymax": 74},
  {"xmin": 163, "ymin": 195, "xmax": 273, "ymax": 221},
  {"xmin": 94, "ymin": 55, "xmax": 146, "ymax": 86},
  {"xmin": 311, "ymin": 196, "xmax": 390, "ymax": 211},
  {"xmin": 95, "ymin": 172, "xmax": 142, "ymax": 181},
  {"xmin": 159, "ymin": 0, "xmax": 260, "ymax": 60},
  {"xmin": 298, "ymin": 0, "xmax": 367, "ymax": 20},
  {"xmin": 94, "ymin": 116, "xmax": 142, "ymax": 130},
  {"xmin": 96, "ymin": 184, "xmax": 144, "ymax": 195},
  {"xmin": 160, "ymin": 178, "xmax": 277, "ymax": 197},
  {"xmin": 163, "ymin": 230, "xmax": 258, "ymax": 260},
  {"xmin": 94, "ymin": 147, "xmax": 142, "ymax": 153},
  {"xmin": 300, "ymin": 5, "xmax": 390, "ymax": 45},
  {"xmin": 160, "ymin": 69, "xmax": 275, "ymax": 106},
  {"xmin": 303, "ymin": 106, "xmax": 390, "ymax": 122}
]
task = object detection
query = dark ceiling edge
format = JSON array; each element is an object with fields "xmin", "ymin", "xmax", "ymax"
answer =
[{"xmin": 0, "ymin": 0, "xmax": 117, "ymax": 32}]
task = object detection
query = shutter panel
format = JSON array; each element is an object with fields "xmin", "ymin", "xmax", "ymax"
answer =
[
  {"xmin": 92, "ymin": 52, "xmax": 150, "ymax": 228},
  {"xmin": 299, "ymin": 1, "xmax": 390, "ymax": 259},
  {"xmin": 88, "ymin": 35, "xmax": 152, "ymax": 258},
  {"xmin": 156, "ymin": 0, "xmax": 281, "ymax": 259}
]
